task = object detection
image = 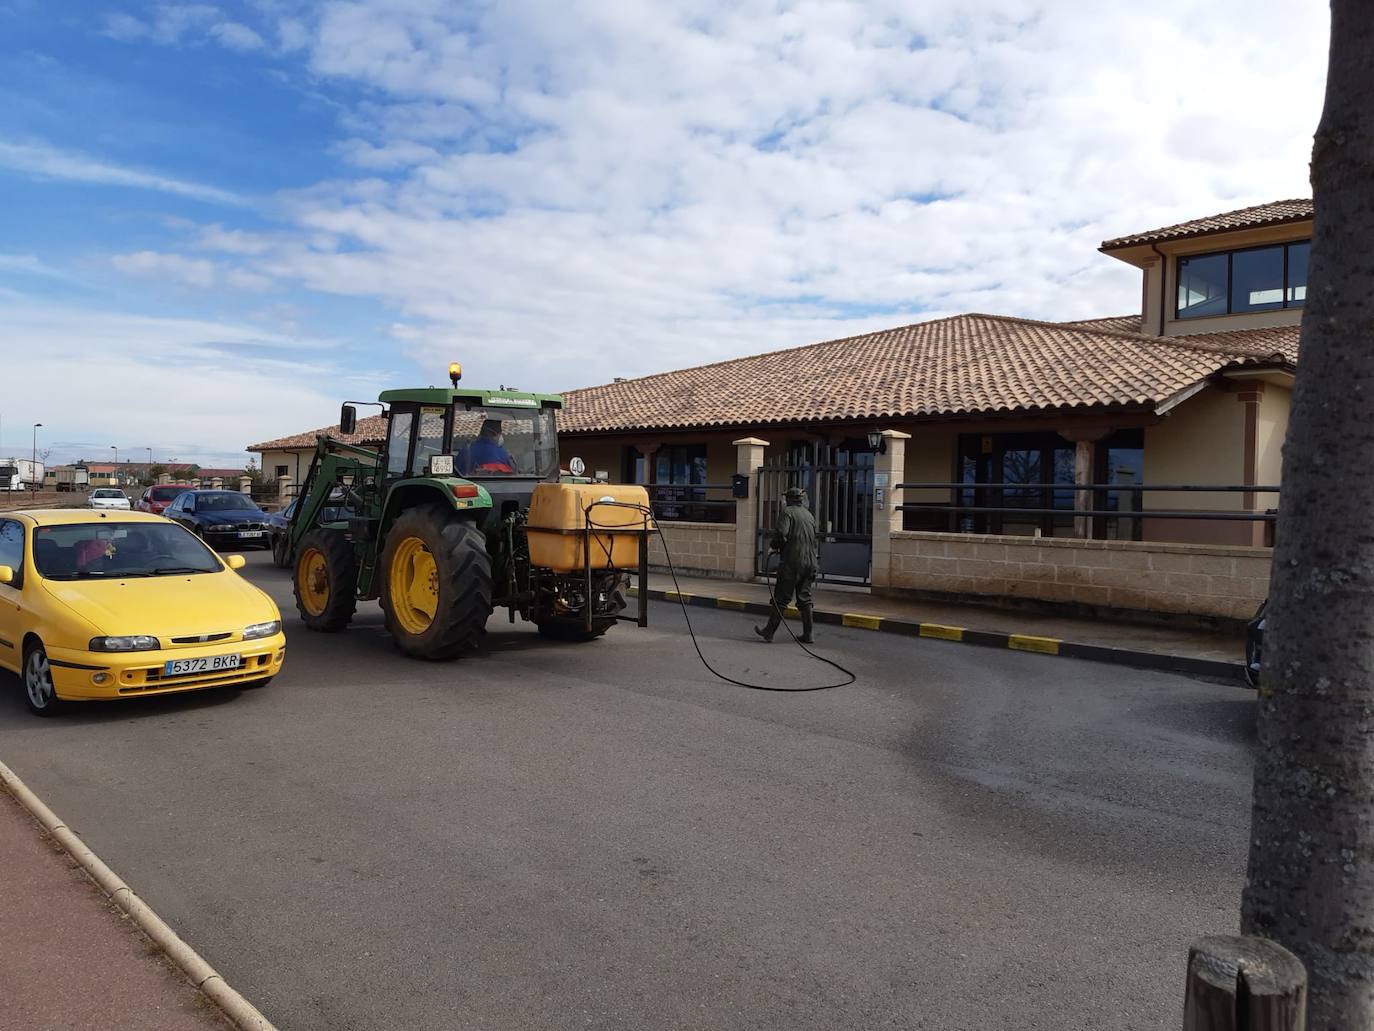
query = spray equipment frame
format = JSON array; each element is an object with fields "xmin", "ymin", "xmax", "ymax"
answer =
[{"xmin": 580, "ymin": 498, "xmax": 653, "ymax": 633}]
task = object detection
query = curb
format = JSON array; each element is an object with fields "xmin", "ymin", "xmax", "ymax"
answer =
[
  {"xmin": 633, "ymin": 586, "xmax": 1247, "ymax": 683},
  {"xmin": 0, "ymin": 759, "xmax": 278, "ymax": 1031}
]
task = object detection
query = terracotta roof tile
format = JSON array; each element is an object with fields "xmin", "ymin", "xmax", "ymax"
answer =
[
  {"xmin": 249, "ymin": 415, "xmax": 387, "ymax": 452},
  {"xmin": 1101, "ymin": 199, "xmax": 1312, "ymax": 249},
  {"xmin": 559, "ymin": 313, "xmax": 1298, "ymax": 435}
]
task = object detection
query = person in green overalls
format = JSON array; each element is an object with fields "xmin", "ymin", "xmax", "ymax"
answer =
[{"xmin": 755, "ymin": 486, "xmax": 818, "ymax": 644}]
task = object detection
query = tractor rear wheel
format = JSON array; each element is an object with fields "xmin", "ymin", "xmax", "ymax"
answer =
[
  {"xmin": 380, "ymin": 506, "xmax": 492, "ymax": 660},
  {"xmin": 293, "ymin": 529, "xmax": 358, "ymax": 631}
]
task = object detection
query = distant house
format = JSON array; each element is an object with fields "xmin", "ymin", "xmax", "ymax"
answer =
[{"xmin": 248, "ymin": 417, "xmax": 387, "ymax": 489}]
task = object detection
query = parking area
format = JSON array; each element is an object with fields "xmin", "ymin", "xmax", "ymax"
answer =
[{"xmin": 0, "ymin": 550, "xmax": 1255, "ymax": 1030}]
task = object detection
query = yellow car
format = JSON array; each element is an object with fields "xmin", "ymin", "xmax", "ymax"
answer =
[{"xmin": 0, "ymin": 510, "xmax": 286, "ymax": 716}]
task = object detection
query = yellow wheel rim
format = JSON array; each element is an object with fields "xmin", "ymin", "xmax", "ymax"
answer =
[
  {"xmin": 297, "ymin": 547, "xmax": 330, "ymax": 617},
  {"xmin": 390, "ymin": 536, "xmax": 438, "ymax": 635}
]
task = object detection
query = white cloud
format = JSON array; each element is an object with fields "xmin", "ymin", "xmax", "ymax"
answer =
[
  {"xmin": 111, "ymin": 251, "xmax": 273, "ymax": 291},
  {"xmin": 0, "ymin": 254, "xmax": 71, "ymax": 281},
  {"xmin": 210, "ymin": 21, "xmax": 267, "ymax": 51},
  {"xmin": 0, "ymin": 297, "xmax": 376, "ymax": 465},
  {"xmin": 0, "ymin": 141, "xmax": 246, "ymax": 206},
  {"xmin": 87, "ymin": 0, "xmax": 1332, "ymax": 394}
]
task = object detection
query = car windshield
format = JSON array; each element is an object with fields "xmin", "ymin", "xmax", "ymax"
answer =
[
  {"xmin": 449, "ymin": 404, "xmax": 558, "ymax": 478},
  {"xmin": 195, "ymin": 492, "xmax": 257, "ymax": 512},
  {"xmin": 34, "ymin": 522, "xmax": 221, "ymax": 579},
  {"xmin": 93, "ymin": 489, "xmax": 124, "ymax": 498},
  {"xmin": 150, "ymin": 486, "xmax": 183, "ymax": 501}
]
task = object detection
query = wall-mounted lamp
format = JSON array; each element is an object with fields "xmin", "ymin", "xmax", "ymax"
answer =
[{"xmin": 867, "ymin": 430, "xmax": 887, "ymax": 455}]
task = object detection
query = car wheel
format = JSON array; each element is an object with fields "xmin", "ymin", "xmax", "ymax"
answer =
[{"xmin": 22, "ymin": 642, "xmax": 64, "ymax": 717}]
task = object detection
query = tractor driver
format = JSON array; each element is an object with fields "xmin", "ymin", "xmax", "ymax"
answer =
[{"xmin": 458, "ymin": 419, "xmax": 517, "ymax": 474}]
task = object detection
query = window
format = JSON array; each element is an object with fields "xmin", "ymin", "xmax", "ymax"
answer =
[
  {"xmin": 0, "ymin": 520, "xmax": 23, "ymax": 588},
  {"xmin": 274, "ymin": 465, "xmax": 288, "ymax": 478},
  {"xmin": 1177, "ymin": 241, "xmax": 1309, "ymax": 319},
  {"xmin": 413, "ymin": 407, "xmax": 447, "ymax": 475},
  {"xmin": 386, "ymin": 410, "xmax": 414, "ymax": 477}
]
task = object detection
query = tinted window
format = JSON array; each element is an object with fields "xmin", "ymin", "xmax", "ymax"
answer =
[
  {"xmin": 0, "ymin": 520, "xmax": 22, "ymax": 586},
  {"xmin": 1231, "ymin": 246, "xmax": 1284, "ymax": 313},
  {"xmin": 34, "ymin": 522, "xmax": 221, "ymax": 579},
  {"xmin": 1177, "ymin": 253, "xmax": 1228, "ymax": 319},
  {"xmin": 1287, "ymin": 241, "xmax": 1310, "ymax": 304},
  {"xmin": 194, "ymin": 493, "xmax": 256, "ymax": 512},
  {"xmin": 150, "ymin": 486, "xmax": 183, "ymax": 501}
]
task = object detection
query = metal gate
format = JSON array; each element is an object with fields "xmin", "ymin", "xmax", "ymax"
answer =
[{"xmin": 755, "ymin": 462, "xmax": 874, "ymax": 584}]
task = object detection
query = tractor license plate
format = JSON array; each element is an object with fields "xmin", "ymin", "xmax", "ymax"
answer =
[
  {"xmin": 164, "ymin": 654, "xmax": 241, "ymax": 676},
  {"xmin": 238, "ymin": 531, "xmax": 264, "ymax": 539}
]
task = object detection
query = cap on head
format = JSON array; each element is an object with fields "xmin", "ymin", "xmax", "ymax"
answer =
[{"xmin": 784, "ymin": 486, "xmax": 806, "ymax": 500}]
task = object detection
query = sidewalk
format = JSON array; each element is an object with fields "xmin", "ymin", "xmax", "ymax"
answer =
[
  {"xmin": 0, "ymin": 787, "xmax": 231, "ymax": 1031},
  {"xmin": 638, "ymin": 572, "xmax": 1247, "ymax": 680}
]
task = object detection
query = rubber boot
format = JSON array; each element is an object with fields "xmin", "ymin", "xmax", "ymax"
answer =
[
  {"xmin": 753, "ymin": 624, "xmax": 774, "ymax": 643},
  {"xmin": 798, "ymin": 605, "xmax": 814, "ymax": 644}
]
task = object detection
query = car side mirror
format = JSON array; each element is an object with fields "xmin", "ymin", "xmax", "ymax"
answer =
[
  {"xmin": 0, "ymin": 565, "xmax": 13, "ymax": 585},
  {"xmin": 225, "ymin": 555, "xmax": 246, "ymax": 570},
  {"xmin": 339, "ymin": 404, "xmax": 357, "ymax": 436}
]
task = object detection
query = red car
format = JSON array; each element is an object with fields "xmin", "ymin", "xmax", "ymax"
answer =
[{"xmin": 136, "ymin": 484, "xmax": 188, "ymax": 515}]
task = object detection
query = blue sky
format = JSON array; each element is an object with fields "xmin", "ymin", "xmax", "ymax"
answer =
[{"xmin": 0, "ymin": 0, "xmax": 1327, "ymax": 467}]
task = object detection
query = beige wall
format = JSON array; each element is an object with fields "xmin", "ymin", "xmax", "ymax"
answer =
[
  {"xmin": 1144, "ymin": 386, "xmax": 1243, "ymax": 512},
  {"xmin": 1255, "ymin": 384, "xmax": 1290, "ymax": 494},
  {"xmin": 902, "ymin": 426, "xmax": 956, "ymax": 502},
  {"xmin": 257, "ymin": 449, "xmax": 311, "ymax": 485},
  {"xmin": 883, "ymin": 531, "xmax": 1270, "ymax": 621},
  {"xmin": 648, "ymin": 521, "xmax": 735, "ymax": 578}
]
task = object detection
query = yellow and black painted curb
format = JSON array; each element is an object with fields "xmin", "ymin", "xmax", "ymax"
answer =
[{"xmin": 634, "ymin": 587, "xmax": 1246, "ymax": 683}]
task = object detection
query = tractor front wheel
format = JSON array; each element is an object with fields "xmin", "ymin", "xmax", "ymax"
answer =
[
  {"xmin": 380, "ymin": 506, "xmax": 492, "ymax": 660},
  {"xmin": 293, "ymin": 529, "xmax": 358, "ymax": 631}
]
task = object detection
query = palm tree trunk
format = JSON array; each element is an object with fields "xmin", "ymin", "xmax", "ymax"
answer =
[{"xmin": 1241, "ymin": 3, "xmax": 1374, "ymax": 1027}]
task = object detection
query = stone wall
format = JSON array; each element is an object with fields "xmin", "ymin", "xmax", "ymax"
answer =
[
  {"xmin": 883, "ymin": 531, "xmax": 1270, "ymax": 621},
  {"xmin": 649, "ymin": 521, "xmax": 737, "ymax": 578}
]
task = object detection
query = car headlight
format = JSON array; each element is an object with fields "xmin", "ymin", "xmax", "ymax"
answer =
[
  {"xmin": 89, "ymin": 635, "xmax": 160, "ymax": 652},
  {"xmin": 243, "ymin": 620, "xmax": 281, "ymax": 640}
]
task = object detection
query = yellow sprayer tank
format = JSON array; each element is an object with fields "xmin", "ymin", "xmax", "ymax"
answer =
[{"xmin": 525, "ymin": 482, "xmax": 654, "ymax": 573}]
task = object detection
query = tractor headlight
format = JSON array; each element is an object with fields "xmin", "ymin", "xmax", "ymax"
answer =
[
  {"xmin": 243, "ymin": 620, "xmax": 281, "ymax": 640},
  {"xmin": 89, "ymin": 635, "xmax": 160, "ymax": 652}
]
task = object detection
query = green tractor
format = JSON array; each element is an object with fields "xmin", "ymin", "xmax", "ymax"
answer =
[{"xmin": 285, "ymin": 365, "xmax": 653, "ymax": 659}]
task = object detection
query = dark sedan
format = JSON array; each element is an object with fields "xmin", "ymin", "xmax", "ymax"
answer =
[{"xmin": 164, "ymin": 490, "xmax": 272, "ymax": 551}]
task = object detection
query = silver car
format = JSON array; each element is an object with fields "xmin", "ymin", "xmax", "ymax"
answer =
[{"xmin": 88, "ymin": 488, "xmax": 132, "ymax": 511}]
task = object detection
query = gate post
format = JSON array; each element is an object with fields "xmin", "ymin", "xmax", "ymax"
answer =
[
  {"xmin": 732, "ymin": 437, "xmax": 769, "ymax": 580},
  {"xmin": 870, "ymin": 430, "xmax": 910, "ymax": 589}
]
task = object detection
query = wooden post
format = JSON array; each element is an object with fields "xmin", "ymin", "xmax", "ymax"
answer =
[{"xmin": 1184, "ymin": 935, "xmax": 1306, "ymax": 1031}]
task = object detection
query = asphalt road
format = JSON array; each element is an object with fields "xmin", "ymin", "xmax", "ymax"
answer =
[{"xmin": 0, "ymin": 552, "xmax": 1256, "ymax": 1030}]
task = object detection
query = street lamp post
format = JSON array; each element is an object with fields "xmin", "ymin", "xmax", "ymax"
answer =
[
  {"xmin": 31, "ymin": 423, "xmax": 41, "ymax": 502},
  {"xmin": 111, "ymin": 445, "xmax": 118, "ymax": 486}
]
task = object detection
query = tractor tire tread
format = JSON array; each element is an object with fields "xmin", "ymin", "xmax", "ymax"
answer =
[
  {"xmin": 293, "ymin": 528, "xmax": 358, "ymax": 631},
  {"xmin": 381, "ymin": 505, "xmax": 492, "ymax": 660}
]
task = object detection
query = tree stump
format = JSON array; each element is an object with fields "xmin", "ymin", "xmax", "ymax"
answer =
[{"xmin": 1184, "ymin": 935, "xmax": 1307, "ymax": 1030}]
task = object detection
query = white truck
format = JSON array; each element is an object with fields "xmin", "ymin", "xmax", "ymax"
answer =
[{"xmin": 0, "ymin": 458, "xmax": 44, "ymax": 491}]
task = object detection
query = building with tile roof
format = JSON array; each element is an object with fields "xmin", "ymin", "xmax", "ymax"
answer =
[{"xmin": 246, "ymin": 197, "xmax": 1310, "ymax": 564}]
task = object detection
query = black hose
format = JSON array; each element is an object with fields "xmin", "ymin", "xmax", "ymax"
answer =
[{"xmin": 585, "ymin": 503, "xmax": 856, "ymax": 692}]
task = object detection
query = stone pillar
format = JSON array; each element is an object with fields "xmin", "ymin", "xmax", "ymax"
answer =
[
  {"xmin": 278, "ymin": 475, "xmax": 294, "ymax": 505},
  {"xmin": 210, "ymin": 477, "xmax": 223, "ymax": 490},
  {"xmin": 870, "ymin": 430, "xmax": 911, "ymax": 589},
  {"xmin": 239, "ymin": 477, "xmax": 253, "ymax": 494},
  {"xmin": 158, "ymin": 473, "xmax": 173, "ymax": 485},
  {"xmin": 1074, "ymin": 439, "xmax": 1094, "ymax": 539},
  {"xmin": 732, "ymin": 437, "xmax": 769, "ymax": 580}
]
